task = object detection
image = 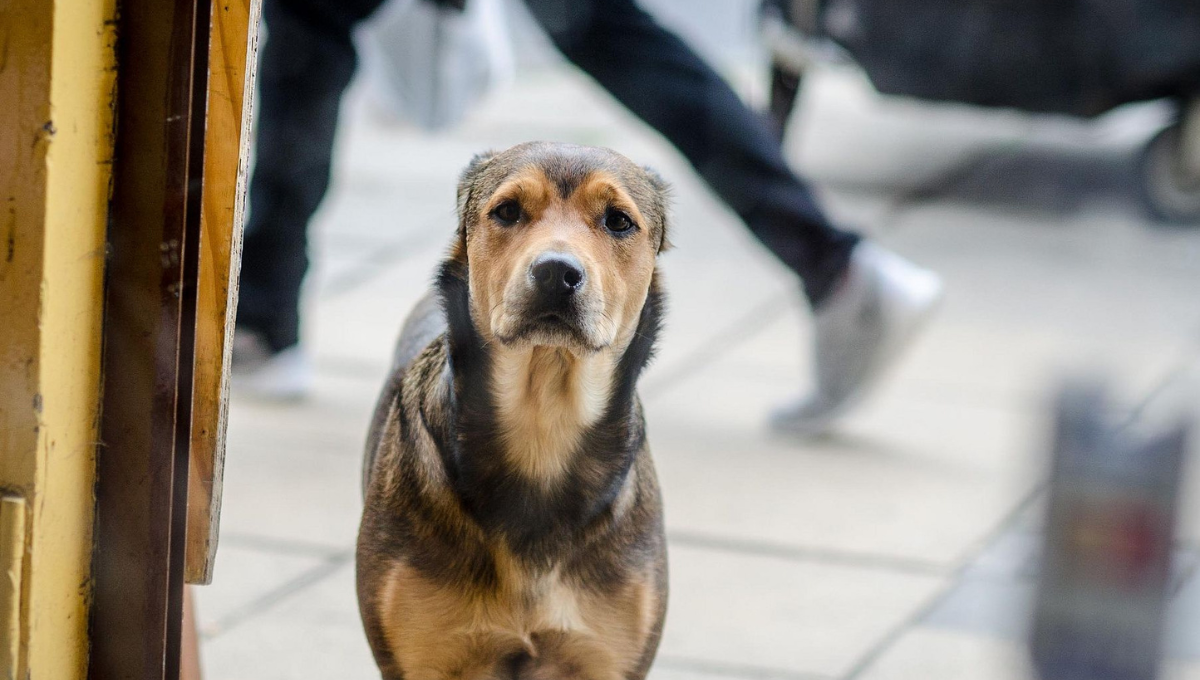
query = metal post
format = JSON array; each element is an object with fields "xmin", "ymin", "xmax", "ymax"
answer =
[{"xmin": 1031, "ymin": 383, "xmax": 1190, "ymax": 680}]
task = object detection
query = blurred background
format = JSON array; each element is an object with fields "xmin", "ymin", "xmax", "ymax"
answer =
[{"xmin": 195, "ymin": 0, "xmax": 1200, "ymax": 678}]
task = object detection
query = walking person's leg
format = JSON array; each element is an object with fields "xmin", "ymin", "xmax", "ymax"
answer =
[
  {"xmin": 234, "ymin": 0, "xmax": 387, "ymax": 397},
  {"xmin": 524, "ymin": 0, "xmax": 942, "ymax": 434}
]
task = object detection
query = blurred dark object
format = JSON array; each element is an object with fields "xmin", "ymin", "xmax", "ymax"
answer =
[
  {"xmin": 759, "ymin": 0, "xmax": 831, "ymax": 139},
  {"xmin": 1137, "ymin": 100, "xmax": 1200, "ymax": 223},
  {"xmin": 759, "ymin": 0, "xmax": 1200, "ymax": 223},
  {"xmin": 426, "ymin": 0, "xmax": 466, "ymax": 10},
  {"xmin": 1031, "ymin": 383, "xmax": 1190, "ymax": 680},
  {"xmin": 820, "ymin": 0, "xmax": 1200, "ymax": 116}
]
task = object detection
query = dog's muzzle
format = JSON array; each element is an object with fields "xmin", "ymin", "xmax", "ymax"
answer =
[{"xmin": 494, "ymin": 251, "xmax": 605, "ymax": 350}]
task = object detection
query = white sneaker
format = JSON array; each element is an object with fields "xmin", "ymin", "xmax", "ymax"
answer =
[
  {"xmin": 770, "ymin": 242, "xmax": 943, "ymax": 437},
  {"xmin": 230, "ymin": 330, "xmax": 314, "ymax": 401}
]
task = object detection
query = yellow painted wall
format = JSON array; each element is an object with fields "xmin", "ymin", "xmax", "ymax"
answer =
[{"xmin": 0, "ymin": 0, "xmax": 117, "ymax": 676}]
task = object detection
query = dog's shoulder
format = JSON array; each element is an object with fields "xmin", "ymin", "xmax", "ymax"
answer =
[
  {"xmin": 362, "ymin": 288, "xmax": 449, "ymax": 495},
  {"xmin": 391, "ymin": 290, "xmax": 447, "ymax": 375}
]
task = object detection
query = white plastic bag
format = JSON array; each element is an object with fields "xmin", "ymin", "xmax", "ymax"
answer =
[{"xmin": 357, "ymin": 0, "xmax": 515, "ymax": 131}]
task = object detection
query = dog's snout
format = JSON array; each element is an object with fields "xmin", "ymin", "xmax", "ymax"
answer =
[{"xmin": 530, "ymin": 253, "xmax": 585, "ymax": 302}]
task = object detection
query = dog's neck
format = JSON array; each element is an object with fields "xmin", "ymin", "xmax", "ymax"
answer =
[
  {"xmin": 490, "ymin": 345, "xmax": 617, "ymax": 483},
  {"xmin": 432, "ymin": 258, "xmax": 662, "ymax": 559}
]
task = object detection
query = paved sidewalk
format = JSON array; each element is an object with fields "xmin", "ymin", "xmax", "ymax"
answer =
[{"xmin": 195, "ymin": 52, "xmax": 1200, "ymax": 680}]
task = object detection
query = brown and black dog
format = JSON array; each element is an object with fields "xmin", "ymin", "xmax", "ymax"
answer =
[{"xmin": 357, "ymin": 142, "xmax": 671, "ymax": 680}]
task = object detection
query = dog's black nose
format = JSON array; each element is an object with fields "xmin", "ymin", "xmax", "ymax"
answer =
[{"xmin": 530, "ymin": 252, "xmax": 585, "ymax": 303}]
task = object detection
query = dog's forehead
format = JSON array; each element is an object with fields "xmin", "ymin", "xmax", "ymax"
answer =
[{"xmin": 490, "ymin": 143, "xmax": 648, "ymax": 200}]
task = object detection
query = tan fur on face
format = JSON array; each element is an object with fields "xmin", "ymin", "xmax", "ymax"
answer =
[
  {"xmin": 463, "ymin": 167, "xmax": 658, "ymax": 483},
  {"xmin": 568, "ymin": 171, "xmax": 658, "ymax": 349},
  {"xmin": 467, "ymin": 168, "xmax": 656, "ymax": 351}
]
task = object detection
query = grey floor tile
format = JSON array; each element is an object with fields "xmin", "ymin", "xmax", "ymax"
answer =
[
  {"xmin": 963, "ymin": 528, "xmax": 1043, "ymax": 581},
  {"xmin": 963, "ymin": 526, "xmax": 1195, "ymax": 586},
  {"xmin": 1179, "ymin": 460, "xmax": 1200, "ymax": 545},
  {"xmin": 923, "ymin": 528, "xmax": 1198, "ymax": 650},
  {"xmin": 651, "ymin": 658, "xmax": 827, "ymax": 680},
  {"xmin": 660, "ymin": 545, "xmax": 944, "ymax": 677},
  {"xmin": 885, "ymin": 202, "xmax": 1200, "ymax": 351},
  {"xmin": 646, "ymin": 359, "xmax": 1040, "ymax": 566},
  {"xmin": 311, "ymin": 181, "xmax": 453, "ymax": 252},
  {"xmin": 1168, "ymin": 569, "xmax": 1200, "ymax": 660},
  {"xmin": 853, "ymin": 628, "xmax": 1035, "ymax": 680},
  {"xmin": 922, "ymin": 575, "xmax": 1035, "ymax": 641},
  {"xmin": 649, "ymin": 669, "xmax": 772, "ymax": 680},
  {"xmin": 225, "ymin": 370, "xmax": 380, "ymax": 455},
  {"xmin": 857, "ymin": 627, "xmax": 1200, "ymax": 680},
  {"xmin": 219, "ymin": 373, "xmax": 374, "ymax": 547},
  {"xmin": 194, "ymin": 545, "xmax": 330, "ymax": 638},
  {"xmin": 308, "ymin": 243, "xmax": 447, "ymax": 369},
  {"xmin": 200, "ymin": 562, "xmax": 377, "ymax": 680}
]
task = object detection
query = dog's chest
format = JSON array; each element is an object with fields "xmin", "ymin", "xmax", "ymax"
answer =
[
  {"xmin": 384, "ymin": 560, "xmax": 588, "ymax": 636},
  {"xmin": 378, "ymin": 558, "xmax": 656, "ymax": 679}
]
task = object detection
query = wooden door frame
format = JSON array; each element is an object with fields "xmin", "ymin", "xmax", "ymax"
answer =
[{"xmin": 88, "ymin": 0, "xmax": 212, "ymax": 675}]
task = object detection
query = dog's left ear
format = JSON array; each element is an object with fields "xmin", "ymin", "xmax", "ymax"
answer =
[
  {"xmin": 456, "ymin": 150, "xmax": 498, "ymax": 244},
  {"xmin": 642, "ymin": 165, "xmax": 672, "ymax": 253}
]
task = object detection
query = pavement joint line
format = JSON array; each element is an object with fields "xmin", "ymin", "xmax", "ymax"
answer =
[
  {"xmin": 839, "ymin": 484, "xmax": 1047, "ymax": 680},
  {"xmin": 667, "ymin": 530, "xmax": 947, "ymax": 577},
  {"xmin": 219, "ymin": 531, "xmax": 350, "ymax": 558},
  {"xmin": 654, "ymin": 655, "xmax": 833, "ymax": 680},
  {"xmin": 943, "ymin": 479, "xmax": 1047, "ymax": 574},
  {"xmin": 200, "ymin": 550, "xmax": 354, "ymax": 641},
  {"xmin": 1126, "ymin": 333, "xmax": 1200, "ymax": 425},
  {"xmin": 642, "ymin": 291, "xmax": 797, "ymax": 401}
]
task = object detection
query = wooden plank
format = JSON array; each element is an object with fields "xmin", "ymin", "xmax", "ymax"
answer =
[
  {"xmin": 186, "ymin": 0, "xmax": 262, "ymax": 585},
  {"xmin": 0, "ymin": 496, "xmax": 27, "ymax": 675},
  {"xmin": 88, "ymin": 0, "xmax": 211, "ymax": 675}
]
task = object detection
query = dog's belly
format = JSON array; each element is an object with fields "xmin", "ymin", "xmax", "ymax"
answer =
[{"xmin": 375, "ymin": 559, "xmax": 660, "ymax": 680}]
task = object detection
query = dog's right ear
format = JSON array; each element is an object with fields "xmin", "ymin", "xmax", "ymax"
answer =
[
  {"xmin": 641, "ymin": 165, "xmax": 672, "ymax": 253},
  {"xmin": 455, "ymin": 150, "xmax": 498, "ymax": 244}
]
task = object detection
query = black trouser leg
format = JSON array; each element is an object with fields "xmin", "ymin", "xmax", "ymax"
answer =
[
  {"xmin": 525, "ymin": 0, "xmax": 858, "ymax": 305},
  {"xmin": 237, "ymin": 0, "xmax": 385, "ymax": 352}
]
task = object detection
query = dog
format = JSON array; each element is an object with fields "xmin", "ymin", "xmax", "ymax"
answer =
[{"xmin": 357, "ymin": 142, "xmax": 671, "ymax": 680}]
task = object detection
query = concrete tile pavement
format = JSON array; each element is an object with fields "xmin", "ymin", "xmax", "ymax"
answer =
[
  {"xmin": 660, "ymin": 546, "xmax": 943, "ymax": 676},
  {"xmin": 857, "ymin": 629, "xmax": 1200, "ymax": 680},
  {"xmin": 196, "ymin": 57, "xmax": 1200, "ymax": 680}
]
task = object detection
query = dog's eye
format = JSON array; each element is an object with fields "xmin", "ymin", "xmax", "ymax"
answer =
[
  {"xmin": 490, "ymin": 200, "xmax": 522, "ymax": 225},
  {"xmin": 604, "ymin": 209, "xmax": 636, "ymax": 235}
]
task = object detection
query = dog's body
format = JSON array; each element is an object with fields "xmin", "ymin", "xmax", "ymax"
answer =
[{"xmin": 357, "ymin": 143, "xmax": 671, "ymax": 680}]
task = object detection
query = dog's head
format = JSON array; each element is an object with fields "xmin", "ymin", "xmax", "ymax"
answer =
[{"xmin": 448, "ymin": 142, "xmax": 669, "ymax": 354}]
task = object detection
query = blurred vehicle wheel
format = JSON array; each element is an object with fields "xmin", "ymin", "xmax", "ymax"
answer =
[{"xmin": 1139, "ymin": 120, "xmax": 1200, "ymax": 226}]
